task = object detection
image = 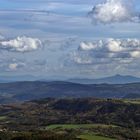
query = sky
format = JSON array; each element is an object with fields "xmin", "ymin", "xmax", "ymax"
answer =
[{"xmin": 0, "ymin": 0, "xmax": 140, "ymax": 79}]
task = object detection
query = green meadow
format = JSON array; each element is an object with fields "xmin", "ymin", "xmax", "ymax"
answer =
[
  {"xmin": 46, "ymin": 124, "xmax": 117, "ymax": 140},
  {"xmin": 78, "ymin": 134, "xmax": 115, "ymax": 140},
  {"xmin": 46, "ymin": 124, "xmax": 117, "ymax": 130}
]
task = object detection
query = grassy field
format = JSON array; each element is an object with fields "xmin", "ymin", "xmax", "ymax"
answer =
[
  {"xmin": 78, "ymin": 134, "xmax": 115, "ymax": 140},
  {"xmin": 46, "ymin": 124, "xmax": 117, "ymax": 140},
  {"xmin": 46, "ymin": 124, "xmax": 117, "ymax": 130}
]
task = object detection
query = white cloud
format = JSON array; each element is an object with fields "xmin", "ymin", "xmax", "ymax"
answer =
[
  {"xmin": 79, "ymin": 38, "xmax": 140, "ymax": 53},
  {"xmin": 0, "ymin": 36, "xmax": 42, "ymax": 52},
  {"xmin": 72, "ymin": 38, "xmax": 140, "ymax": 65},
  {"xmin": 9, "ymin": 63, "xmax": 18, "ymax": 71},
  {"xmin": 79, "ymin": 42, "xmax": 98, "ymax": 51},
  {"xmin": 89, "ymin": 0, "xmax": 140, "ymax": 24},
  {"xmin": 8, "ymin": 59, "xmax": 26, "ymax": 71},
  {"xmin": 72, "ymin": 52, "xmax": 93, "ymax": 65},
  {"xmin": 8, "ymin": 63, "xmax": 25, "ymax": 71},
  {"xmin": 130, "ymin": 51, "xmax": 140, "ymax": 58}
]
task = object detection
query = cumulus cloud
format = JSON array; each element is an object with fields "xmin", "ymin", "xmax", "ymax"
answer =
[
  {"xmin": 0, "ymin": 56, "xmax": 48, "ymax": 73},
  {"xmin": 8, "ymin": 63, "xmax": 19, "ymax": 71},
  {"xmin": 64, "ymin": 38, "xmax": 140, "ymax": 76},
  {"xmin": 0, "ymin": 58, "xmax": 26, "ymax": 72},
  {"xmin": 8, "ymin": 62, "xmax": 26, "ymax": 71},
  {"xmin": 72, "ymin": 38, "xmax": 140, "ymax": 65},
  {"xmin": 0, "ymin": 36, "xmax": 42, "ymax": 52},
  {"xmin": 6, "ymin": 58, "xmax": 26, "ymax": 71},
  {"xmin": 89, "ymin": 0, "xmax": 140, "ymax": 24}
]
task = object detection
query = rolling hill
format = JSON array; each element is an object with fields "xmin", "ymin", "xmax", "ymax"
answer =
[{"xmin": 0, "ymin": 81, "xmax": 140, "ymax": 104}]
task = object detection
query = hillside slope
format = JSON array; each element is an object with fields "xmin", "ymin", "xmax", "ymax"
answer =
[{"xmin": 0, "ymin": 81, "xmax": 140, "ymax": 103}]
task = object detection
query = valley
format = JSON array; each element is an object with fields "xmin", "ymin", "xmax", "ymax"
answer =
[{"xmin": 0, "ymin": 98, "xmax": 139, "ymax": 139}]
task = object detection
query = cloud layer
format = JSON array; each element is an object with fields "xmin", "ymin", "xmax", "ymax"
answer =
[
  {"xmin": 0, "ymin": 36, "xmax": 42, "ymax": 52},
  {"xmin": 89, "ymin": 0, "xmax": 140, "ymax": 24}
]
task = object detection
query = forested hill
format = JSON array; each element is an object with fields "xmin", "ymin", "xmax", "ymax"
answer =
[
  {"xmin": 0, "ymin": 81, "xmax": 140, "ymax": 104},
  {"xmin": 0, "ymin": 98, "xmax": 139, "ymax": 139}
]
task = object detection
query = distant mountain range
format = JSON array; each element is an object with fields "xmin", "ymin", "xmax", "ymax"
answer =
[
  {"xmin": 0, "ymin": 81, "xmax": 140, "ymax": 104},
  {"xmin": 0, "ymin": 74, "xmax": 140, "ymax": 104},
  {"xmin": 68, "ymin": 74, "xmax": 140, "ymax": 84},
  {"xmin": 1, "ymin": 74, "xmax": 140, "ymax": 84}
]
